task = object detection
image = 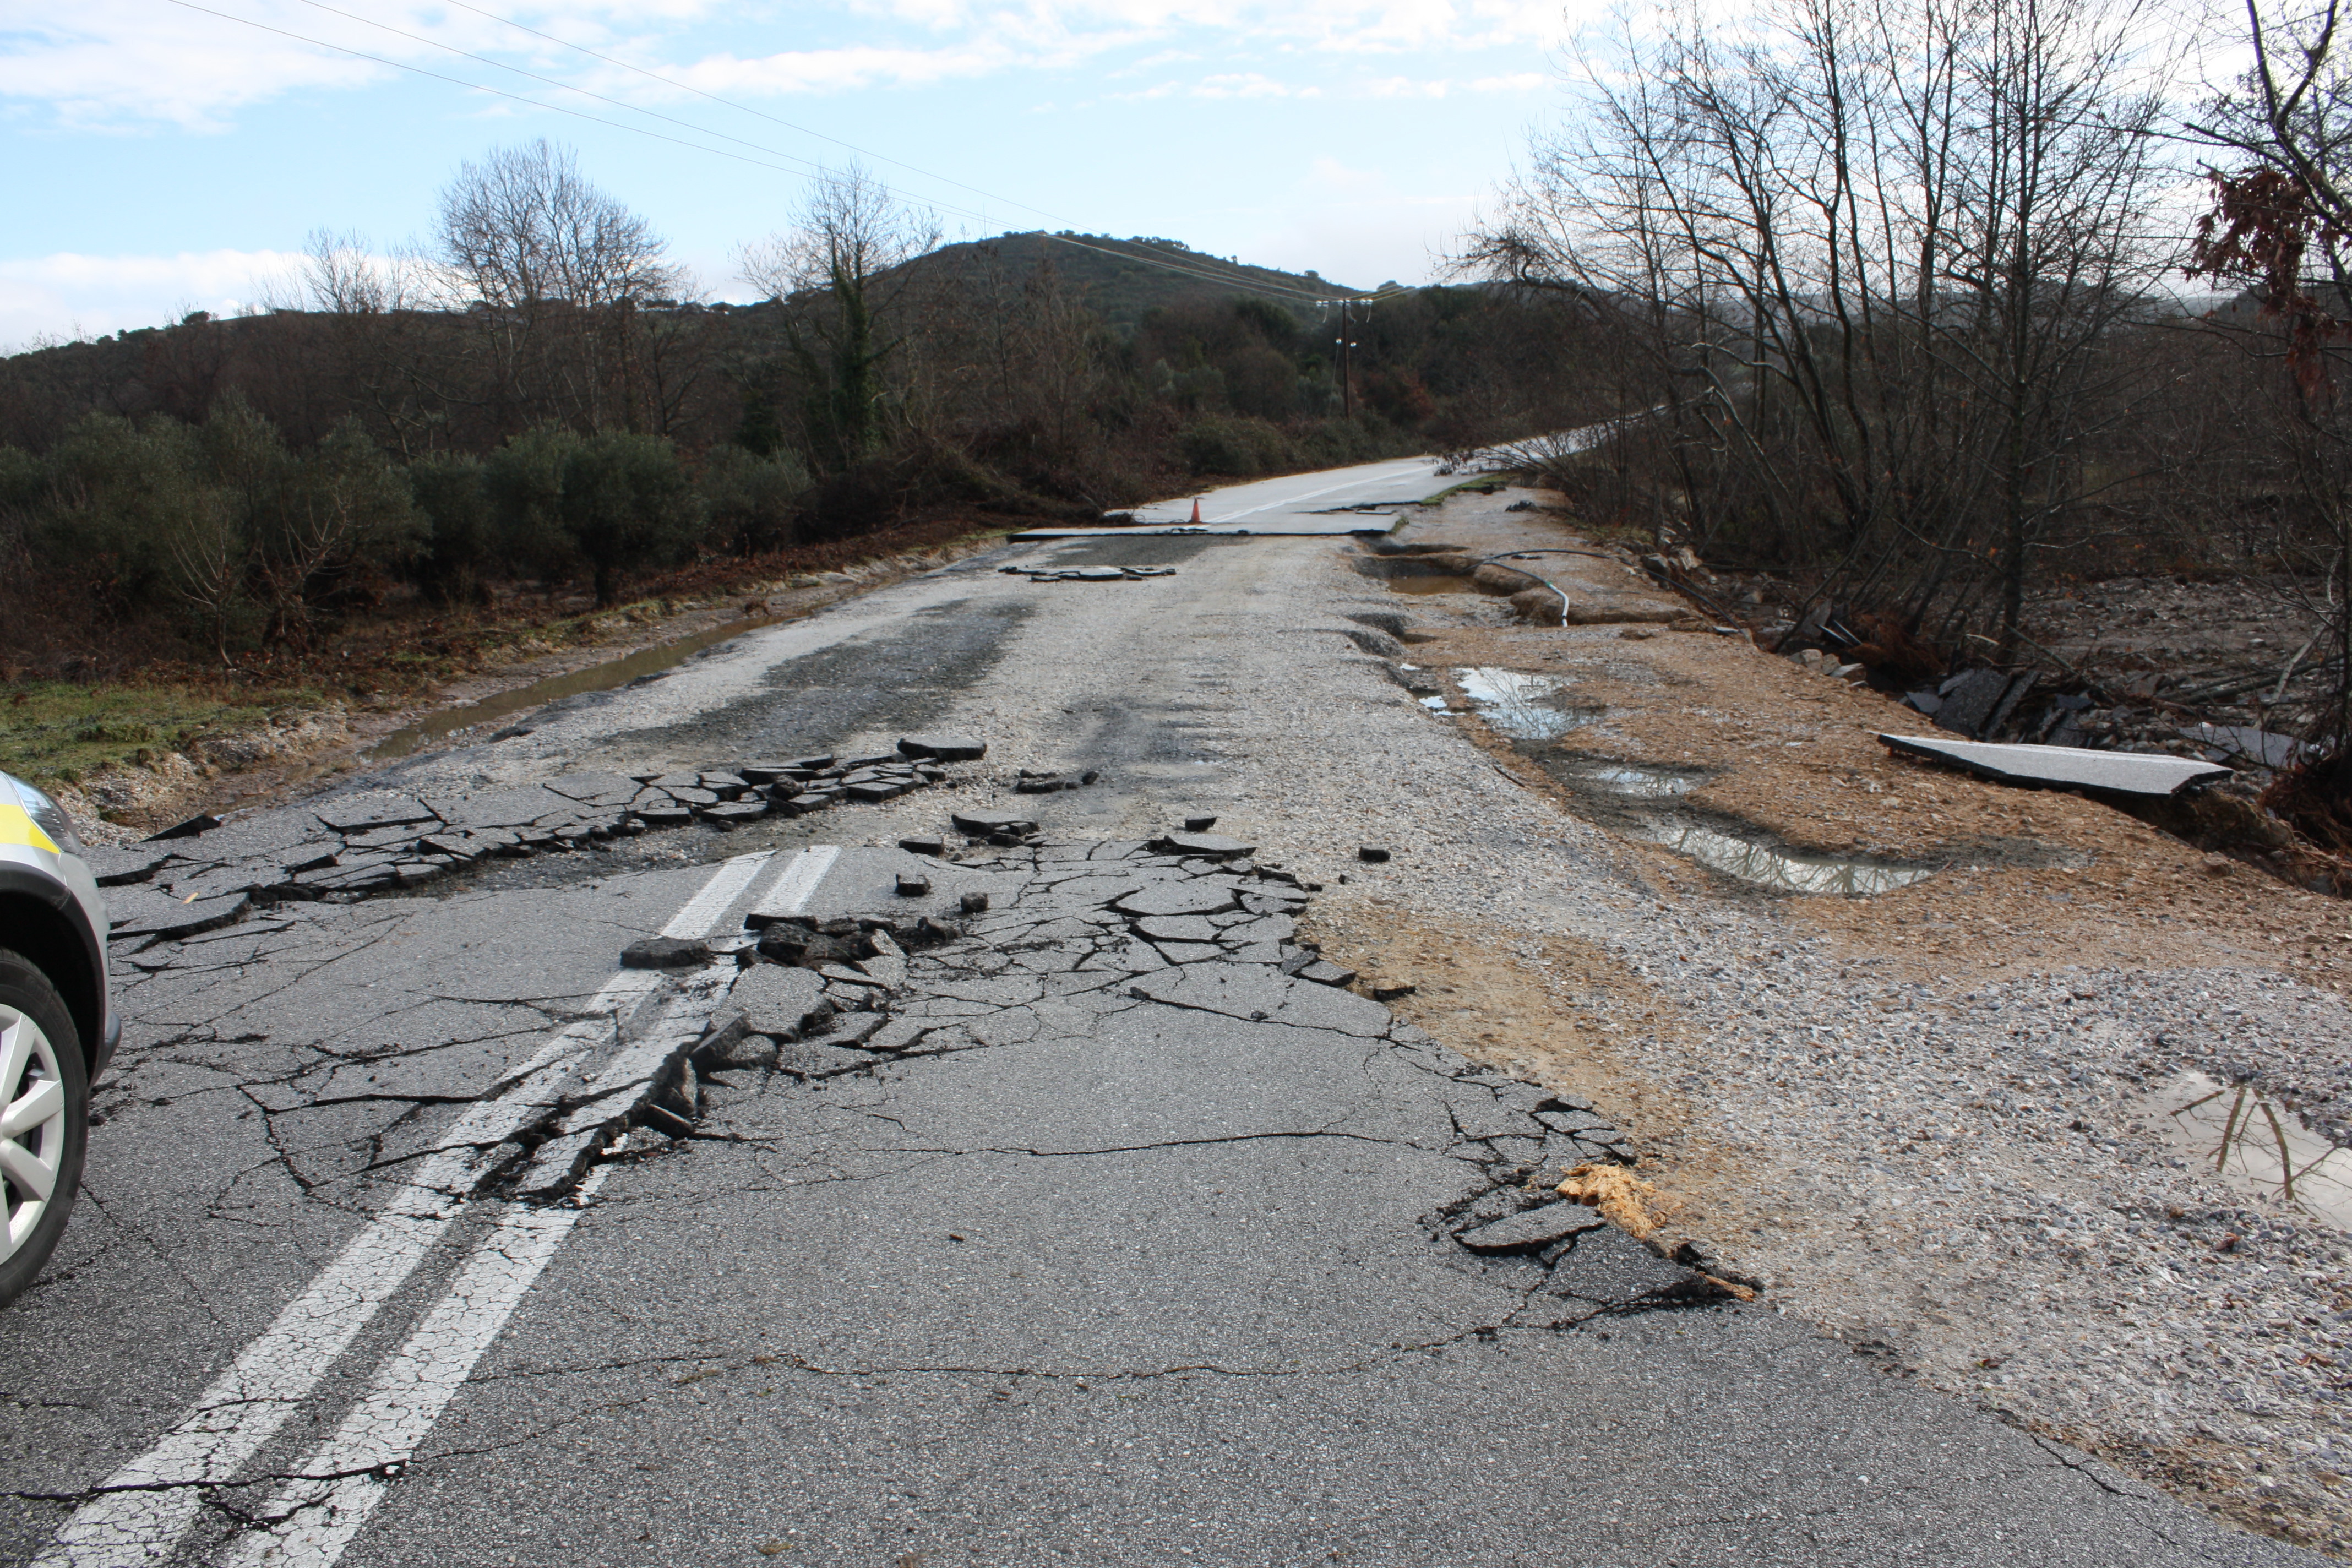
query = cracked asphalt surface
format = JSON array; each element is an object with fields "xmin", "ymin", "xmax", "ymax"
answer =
[{"xmin": 0, "ymin": 524, "xmax": 2328, "ymax": 1566}]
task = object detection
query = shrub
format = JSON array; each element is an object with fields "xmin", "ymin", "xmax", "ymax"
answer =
[{"xmin": 700, "ymin": 444, "xmax": 810, "ymax": 556}]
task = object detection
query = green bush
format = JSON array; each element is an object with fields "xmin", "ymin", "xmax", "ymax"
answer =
[
  {"xmin": 409, "ymin": 455, "xmax": 494, "ymax": 603},
  {"xmin": 700, "ymin": 444, "xmax": 810, "ymax": 556},
  {"xmin": 558, "ymin": 432, "xmax": 699, "ymax": 606}
]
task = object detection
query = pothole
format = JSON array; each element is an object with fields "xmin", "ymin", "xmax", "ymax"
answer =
[
  {"xmin": 1386, "ymin": 575, "xmax": 1483, "ymax": 596},
  {"xmin": 1645, "ymin": 820, "xmax": 1943, "ymax": 896},
  {"xmin": 2147, "ymin": 1069, "xmax": 2352, "ymax": 1228},
  {"xmin": 1453, "ymin": 667, "xmax": 1604, "ymax": 741}
]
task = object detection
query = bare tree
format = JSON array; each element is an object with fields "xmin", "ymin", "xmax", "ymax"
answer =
[
  {"xmin": 739, "ymin": 165, "xmax": 941, "ymax": 472},
  {"xmin": 434, "ymin": 139, "xmax": 687, "ymax": 434},
  {"xmin": 1463, "ymin": 0, "xmax": 2180, "ymax": 657}
]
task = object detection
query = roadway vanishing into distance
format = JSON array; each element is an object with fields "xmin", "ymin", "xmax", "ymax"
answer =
[{"xmin": 0, "ymin": 460, "xmax": 2319, "ymax": 1567}]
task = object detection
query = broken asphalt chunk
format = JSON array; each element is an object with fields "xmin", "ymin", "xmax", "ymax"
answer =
[
  {"xmin": 725, "ymin": 965, "xmax": 835, "ymax": 1039},
  {"xmin": 900, "ymin": 835, "xmax": 950, "ymax": 857},
  {"xmin": 143, "ymin": 813, "xmax": 222, "ymax": 842},
  {"xmin": 896, "ymin": 872, "xmax": 933, "ymax": 897},
  {"xmin": 1455, "ymin": 1201, "xmax": 1609, "ymax": 1256},
  {"xmin": 1183, "ymin": 814, "xmax": 1219, "ymax": 832},
  {"xmin": 622, "ymin": 935, "xmax": 714, "ymax": 970},
  {"xmin": 1152, "ymin": 831, "xmax": 1254, "ymax": 859},
  {"xmin": 1295, "ymin": 959, "xmax": 1357, "ymax": 987},
  {"xmin": 1877, "ymin": 733, "xmax": 2231, "ymax": 798},
  {"xmin": 1358, "ymin": 846, "xmax": 1391, "ymax": 863},
  {"xmin": 897, "ymin": 734, "xmax": 988, "ymax": 762},
  {"xmin": 951, "ymin": 809, "xmax": 1039, "ymax": 836},
  {"xmin": 1114, "ymin": 882, "xmax": 1242, "ymax": 918},
  {"xmin": 315, "ymin": 793, "xmax": 442, "ymax": 835}
]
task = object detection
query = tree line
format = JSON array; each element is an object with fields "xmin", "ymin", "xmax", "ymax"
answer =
[
  {"xmin": 0, "ymin": 145, "xmax": 1598, "ymax": 674},
  {"xmin": 1458, "ymin": 0, "xmax": 2352, "ymax": 780}
]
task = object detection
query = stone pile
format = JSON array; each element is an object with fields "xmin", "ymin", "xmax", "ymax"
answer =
[{"xmin": 84, "ymin": 734, "xmax": 989, "ymax": 948}]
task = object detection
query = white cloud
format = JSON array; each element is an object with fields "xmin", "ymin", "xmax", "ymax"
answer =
[
  {"xmin": 0, "ymin": 0, "xmax": 1570, "ymax": 126},
  {"xmin": 1191, "ymin": 72, "xmax": 1319, "ymax": 98},
  {"xmin": 1360, "ymin": 69, "xmax": 1548, "ymax": 96},
  {"xmin": 0, "ymin": 249, "xmax": 302, "ymax": 352}
]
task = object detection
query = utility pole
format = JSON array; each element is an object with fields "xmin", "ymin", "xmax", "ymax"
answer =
[{"xmin": 1337, "ymin": 298, "xmax": 1353, "ymax": 419}]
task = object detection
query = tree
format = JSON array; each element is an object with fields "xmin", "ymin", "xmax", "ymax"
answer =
[
  {"xmin": 1462, "ymin": 0, "xmax": 2179, "ymax": 657},
  {"xmin": 739, "ymin": 166, "xmax": 940, "ymax": 472},
  {"xmin": 2187, "ymin": 0, "xmax": 2352, "ymax": 827},
  {"xmin": 434, "ymin": 140, "xmax": 687, "ymax": 434}
]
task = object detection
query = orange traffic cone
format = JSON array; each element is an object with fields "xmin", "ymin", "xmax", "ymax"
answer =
[{"xmin": 1190, "ymin": 498, "xmax": 1203, "ymax": 524}]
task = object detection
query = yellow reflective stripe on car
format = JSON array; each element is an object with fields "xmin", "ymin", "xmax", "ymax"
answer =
[{"xmin": 0, "ymin": 799, "xmax": 61, "ymax": 856}]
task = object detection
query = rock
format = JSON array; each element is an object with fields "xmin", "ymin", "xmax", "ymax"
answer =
[
  {"xmin": 896, "ymin": 872, "xmax": 932, "ymax": 896},
  {"xmin": 727, "ymin": 964, "xmax": 834, "ymax": 1038},
  {"xmin": 1184, "ymin": 814, "xmax": 1219, "ymax": 831},
  {"xmin": 900, "ymin": 835, "xmax": 950, "ymax": 857},
  {"xmin": 899, "ymin": 734, "xmax": 988, "ymax": 761},
  {"xmin": 1014, "ymin": 774, "xmax": 1078, "ymax": 794},
  {"xmin": 1358, "ymin": 846, "xmax": 1391, "ymax": 863},
  {"xmin": 952, "ymin": 809, "xmax": 1039, "ymax": 835},
  {"xmin": 622, "ymin": 936, "xmax": 712, "ymax": 970},
  {"xmin": 1455, "ymin": 1201, "xmax": 1608, "ymax": 1255},
  {"xmin": 1152, "ymin": 831, "xmax": 1254, "ymax": 858},
  {"xmin": 1295, "ymin": 959, "xmax": 1357, "ymax": 987},
  {"xmin": 960, "ymin": 891, "xmax": 990, "ymax": 914},
  {"xmin": 1114, "ymin": 883, "xmax": 1242, "ymax": 918}
]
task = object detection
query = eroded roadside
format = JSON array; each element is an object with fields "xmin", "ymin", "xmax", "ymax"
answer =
[{"xmin": 1309, "ymin": 487, "xmax": 2352, "ymax": 1555}]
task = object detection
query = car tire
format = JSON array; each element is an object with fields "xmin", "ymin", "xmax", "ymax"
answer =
[{"xmin": 0, "ymin": 946, "xmax": 88, "ymax": 1308}]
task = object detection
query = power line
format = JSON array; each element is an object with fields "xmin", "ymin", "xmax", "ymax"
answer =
[
  {"xmin": 429, "ymin": 0, "xmax": 1059, "ymax": 225},
  {"xmin": 162, "ymin": 0, "xmax": 1420, "ymax": 311},
  {"xmin": 426, "ymin": 0, "xmax": 1384, "ymax": 303}
]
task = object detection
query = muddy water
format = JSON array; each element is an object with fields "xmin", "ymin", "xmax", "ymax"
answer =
[
  {"xmin": 2148, "ymin": 1070, "xmax": 2352, "ymax": 1228},
  {"xmin": 371, "ymin": 611, "xmax": 791, "ymax": 760}
]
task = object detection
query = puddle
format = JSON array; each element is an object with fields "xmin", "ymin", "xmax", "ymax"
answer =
[
  {"xmin": 1387, "ymin": 575, "xmax": 1483, "ymax": 596},
  {"xmin": 1585, "ymin": 764, "xmax": 1700, "ymax": 798},
  {"xmin": 2148, "ymin": 1070, "xmax": 2352, "ymax": 1228},
  {"xmin": 1453, "ymin": 667, "xmax": 1602, "ymax": 741},
  {"xmin": 1647, "ymin": 821, "xmax": 1941, "ymax": 896},
  {"xmin": 371, "ymin": 611, "xmax": 790, "ymax": 760},
  {"xmin": 1418, "ymin": 695, "xmax": 1454, "ymax": 713}
]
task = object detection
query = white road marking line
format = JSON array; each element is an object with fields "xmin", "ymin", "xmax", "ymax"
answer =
[
  {"xmin": 214, "ymin": 1165, "xmax": 616, "ymax": 1568},
  {"xmin": 34, "ymin": 852, "xmax": 774, "ymax": 1568},
  {"xmin": 756, "ymin": 843, "xmax": 840, "ymax": 922},
  {"xmin": 660, "ymin": 848, "xmax": 774, "ymax": 938}
]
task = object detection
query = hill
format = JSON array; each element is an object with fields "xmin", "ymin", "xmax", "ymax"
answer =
[{"xmin": 906, "ymin": 232, "xmax": 1371, "ymax": 334}]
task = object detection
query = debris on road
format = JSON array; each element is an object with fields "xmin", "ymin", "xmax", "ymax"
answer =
[
  {"xmin": 1558, "ymin": 1163, "xmax": 1664, "ymax": 1238},
  {"xmin": 94, "ymin": 738, "xmax": 990, "ymax": 948},
  {"xmin": 621, "ymin": 936, "xmax": 713, "ymax": 970},
  {"xmin": 1878, "ymin": 733, "xmax": 2232, "ymax": 798},
  {"xmin": 997, "ymin": 563, "xmax": 1178, "ymax": 583},
  {"xmin": 1358, "ymin": 846, "xmax": 1391, "ymax": 863}
]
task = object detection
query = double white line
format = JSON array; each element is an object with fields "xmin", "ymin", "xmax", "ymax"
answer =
[{"xmin": 39, "ymin": 847, "xmax": 832, "ymax": 1568}]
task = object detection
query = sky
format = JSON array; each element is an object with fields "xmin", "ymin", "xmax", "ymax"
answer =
[{"xmin": 0, "ymin": 1, "xmax": 1588, "ymax": 350}]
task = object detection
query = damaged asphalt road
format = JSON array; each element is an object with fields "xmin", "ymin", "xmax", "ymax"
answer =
[{"xmin": 0, "ymin": 535, "xmax": 2328, "ymax": 1566}]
